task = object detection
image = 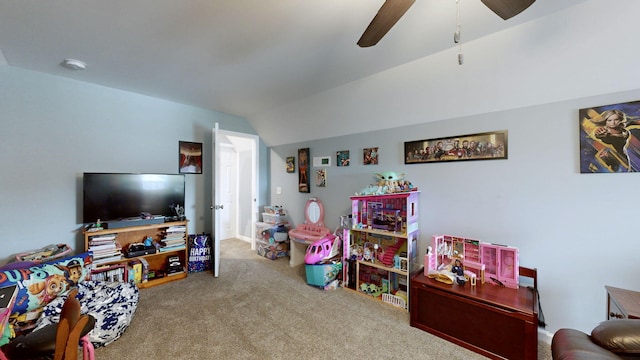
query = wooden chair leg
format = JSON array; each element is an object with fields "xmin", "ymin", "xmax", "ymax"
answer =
[
  {"xmin": 54, "ymin": 318, "xmax": 71, "ymax": 360},
  {"xmin": 64, "ymin": 315, "xmax": 89, "ymax": 360}
]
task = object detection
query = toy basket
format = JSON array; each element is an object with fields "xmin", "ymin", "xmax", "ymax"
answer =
[
  {"xmin": 15, "ymin": 243, "xmax": 72, "ymax": 263},
  {"xmin": 382, "ymin": 293, "xmax": 407, "ymax": 309}
]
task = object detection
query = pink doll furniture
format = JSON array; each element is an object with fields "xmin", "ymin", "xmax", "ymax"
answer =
[
  {"xmin": 288, "ymin": 198, "xmax": 331, "ymax": 267},
  {"xmin": 304, "ymin": 233, "xmax": 339, "ymax": 265}
]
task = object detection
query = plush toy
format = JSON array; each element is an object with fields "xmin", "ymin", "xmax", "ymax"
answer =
[
  {"xmin": 375, "ymin": 171, "xmax": 405, "ymax": 183},
  {"xmin": 356, "ymin": 171, "xmax": 416, "ymax": 195}
]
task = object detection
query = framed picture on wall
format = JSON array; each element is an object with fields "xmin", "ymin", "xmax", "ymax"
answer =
[
  {"xmin": 363, "ymin": 147, "xmax": 378, "ymax": 165},
  {"xmin": 179, "ymin": 141, "xmax": 203, "ymax": 174},
  {"xmin": 316, "ymin": 168, "xmax": 326, "ymax": 187},
  {"xmin": 579, "ymin": 100, "xmax": 640, "ymax": 173},
  {"xmin": 286, "ymin": 156, "xmax": 295, "ymax": 173},
  {"xmin": 337, "ymin": 150, "xmax": 350, "ymax": 166},
  {"xmin": 298, "ymin": 148, "xmax": 310, "ymax": 193},
  {"xmin": 404, "ymin": 130, "xmax": 508, "ymax": 164}
]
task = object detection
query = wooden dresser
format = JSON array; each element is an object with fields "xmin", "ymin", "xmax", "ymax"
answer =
[
  {"xmin": 606, "ymin": 285, "xmax": 640, "ymax": 319},
  {"xmin": 410, "ymin": 271, "xmax": 538, "ymax": 360}
]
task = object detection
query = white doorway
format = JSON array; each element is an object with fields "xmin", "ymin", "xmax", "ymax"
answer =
[
  {"xmin": 219, "ymin": 143, "xmax": 237, "ymax": 241},
  {"xmin": 212, "ymin": 124, "xmax": 259, "ymax": 277}
]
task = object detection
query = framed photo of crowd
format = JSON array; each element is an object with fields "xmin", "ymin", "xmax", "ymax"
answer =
[{"xmin": 404, "ymin": 130, "xmax": 508, "ymax": 164}]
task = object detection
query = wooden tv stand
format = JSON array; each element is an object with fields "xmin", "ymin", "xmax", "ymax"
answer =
[
  {"xmin": 410, "ymin": 271, "xmax": 538, "ymax": 360},
  {"xmin": 84, "ymin": 220, "xmax": 189, "ymax": 288}
]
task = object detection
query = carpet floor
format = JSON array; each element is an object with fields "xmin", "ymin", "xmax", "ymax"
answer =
[{"xmin": 94, "ymin": 238, "xmax": 552, "ymax": 359}]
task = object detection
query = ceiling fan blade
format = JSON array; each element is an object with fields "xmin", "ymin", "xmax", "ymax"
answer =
[
  {"xmin": 481, "ymin": 0, "xmax": 536, "ymax": 20},
  {"xmin": 357, "ymin": 0, "xmax": 416, "ymax": 48}
]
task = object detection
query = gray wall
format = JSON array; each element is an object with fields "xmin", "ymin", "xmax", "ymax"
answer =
[
  {"xmin": 0, "ymin": 66, "xmax": 266, "ymax": 260},
  {"xmin": 262, "ymin": 0, "xmax": 640, "ymax": 338},
  {"xmin": 269, "ymin": 88, "xmax": 640, "ymax": 336}
]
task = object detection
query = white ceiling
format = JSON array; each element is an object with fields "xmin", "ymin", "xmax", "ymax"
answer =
[{"xmin": 0, "ymin": 0, "xmax": 587, "ymax": 139}]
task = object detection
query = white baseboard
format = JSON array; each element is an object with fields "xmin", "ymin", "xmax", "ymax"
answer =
[
  {"xmin": 538, "ymin": 328, "xmax": 554, "ymax": 344},
  {"xmin": 236, "ymin": 235, "xmax": 251, "ymax": 242}
]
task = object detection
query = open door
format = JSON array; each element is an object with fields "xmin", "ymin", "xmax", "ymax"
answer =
[
  {"xmin": 212, "ymin": 122, "xmax": 259, "ymax": 277},
  {"xmin": 212, "ymin": 123, "xmax": 222, "ymax": 277}
]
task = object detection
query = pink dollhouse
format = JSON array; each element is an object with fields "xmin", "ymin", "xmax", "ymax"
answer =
[{"xmin": 427, "ymin": 234, "xmax": 519, "ymax": 289}]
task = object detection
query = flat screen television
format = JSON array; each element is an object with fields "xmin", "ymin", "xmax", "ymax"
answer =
[{"xmin": 82, "ymin": 173, "xmax": 185, "ymax": 224}]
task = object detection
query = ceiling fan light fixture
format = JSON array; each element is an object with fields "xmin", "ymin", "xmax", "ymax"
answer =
[
  {"xmin": 455, "ymin": 0, "xmax": 463, "ymax": 65},
  {"xmin": 62, "ymin": 58, "xmax": 87, "ymax": 70}
]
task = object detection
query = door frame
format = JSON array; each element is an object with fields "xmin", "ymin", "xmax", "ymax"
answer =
[{"xmin": 212, "ymin": 123, "xmax": 259, "ymax": 277}]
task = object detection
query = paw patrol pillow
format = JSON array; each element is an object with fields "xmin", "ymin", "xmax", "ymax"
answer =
[{"xmin": 0, "ymin": 252, "xmax": 92, "ymax": 322}]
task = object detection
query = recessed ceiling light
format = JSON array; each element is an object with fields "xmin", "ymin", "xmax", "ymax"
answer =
[{"xmin": 62, "ymin": 58, "xmax": 87, "ymax": 70}]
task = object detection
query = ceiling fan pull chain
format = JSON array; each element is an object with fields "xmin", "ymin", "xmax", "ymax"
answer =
[
  {"xmin": 455, "ymin": 0, "xmax": 464, "ymax": 65},
  {"xmin": 454, "ymin": 0, "xmax": 461, "ymax": 44}
]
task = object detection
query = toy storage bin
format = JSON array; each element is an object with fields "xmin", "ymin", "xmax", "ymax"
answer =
[
  {"xmin": 256, "ymin": 240, "xmax": 288, "ymax": 260},
  {"xmin": 255, "ymin": 222, "xmax": 290, "ymax": 243},
  {"xmin": 262, "ymin": 212, "xmax": 288, "ymax": 224},
  {"xmin": 263, "ymin": 206, "xmax": 286, "ymax": 215},
  {"xmin": 305, "ymin": 262, "xmax": 342, "ymax": 287}
]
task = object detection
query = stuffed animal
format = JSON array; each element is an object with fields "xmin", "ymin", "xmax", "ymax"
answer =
[
  {"xmin": 356, "ymin": 171, "xmax": 416, "ymax": 195},
  {"xmin": 375, "ymin": 171, "xmax": 405, "ymax": 183}
]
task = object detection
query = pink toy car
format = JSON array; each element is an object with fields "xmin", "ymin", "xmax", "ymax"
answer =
[{"xmin": 304, "ymin": 234, "xmax": 339, "ymax": 265}]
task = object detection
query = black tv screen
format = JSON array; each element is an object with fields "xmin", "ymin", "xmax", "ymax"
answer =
[{"xmin": 83, "ymin": 173, "xmax": 185, "ymax": 224}]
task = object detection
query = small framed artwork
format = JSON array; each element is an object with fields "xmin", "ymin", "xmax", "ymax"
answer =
[
  {"xmin": 363, "ymin": 147, "xmax": 379, "ymax": 165},
  {"xmin": 337, "ymin": 150, "xmax": 350, "ymax": 166},
  {"xmin": 313, "ymin": 156, "xmax": 331, "ymax": 167},
  {"xmin": 286, "ymin": 156, "xmax": 295, "ymax": 173},
  {"xmin": 298, "ymin": 148, "xmax": 310, "ymax": 193},
  {"xmin": 179, "ymin": 141, "xmax": 203, "ymax": 174},
  {"xmin": 404, "ymin": 130, "xmax": 508, "ymax": 164},
  {"xmin": 316, "ymin": 168, "xmax": 327, "ymax": 187}
]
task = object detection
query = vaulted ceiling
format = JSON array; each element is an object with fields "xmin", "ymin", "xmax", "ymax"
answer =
[{"xmin": 0, "ymin": 0, "xmax": 587, "ymax": 143}]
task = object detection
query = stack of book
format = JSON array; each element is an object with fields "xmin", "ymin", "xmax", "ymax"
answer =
[
  {"xmin": 91, "ymin": 264, "xmax": 127, "ymax": 282},
  {"xmin": 160, "ymin": 225, "xmax": 186, "ymax": 252},
  {"xmin": 88, "ymin": 234, "xmax": 123, "ymax": 266}
]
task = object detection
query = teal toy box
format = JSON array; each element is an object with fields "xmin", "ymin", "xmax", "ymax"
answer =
[{"xmin": 305, "ymin": 262, "xmax": 342, "ymax": 287}]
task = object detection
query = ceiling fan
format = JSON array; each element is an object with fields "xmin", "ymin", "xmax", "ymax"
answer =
[{"xmin": 357, "ymin": 0, "xmax": 536, "ymax": 47}]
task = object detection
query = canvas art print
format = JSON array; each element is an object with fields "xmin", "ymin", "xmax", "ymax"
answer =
[
  {"xmin": 363, "ymin": 147, "xmax": 378, "ymax": 165},
  {"xmin": 179, "ymin": 141, "xmax": 203, "ymax": 174},
  {"xmin": 579, "ymin": 100, "xmax": 640, "ymax": 173},
  {"xmin": 286, "ymin": 157, "xmax": 295, "ymax": 173},
  {"xmin": 337, "ymin": 150, "xmax": 350, "ymax": 166},
  {"xmin": 316, "ymin": 169, "xmax": 326, "ymax": 187},
  {"xmin": 298, "ymin": 148, "xmax": 310, "ymax": 193}
]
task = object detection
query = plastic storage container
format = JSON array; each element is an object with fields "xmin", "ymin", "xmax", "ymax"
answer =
[
  {"xmin": 305, "ymin": 262, "xmax": 342, "ymax": 287},
  {"xmin": 262, "ymin": 213, "xmax": 288, "ymax": 224}
]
